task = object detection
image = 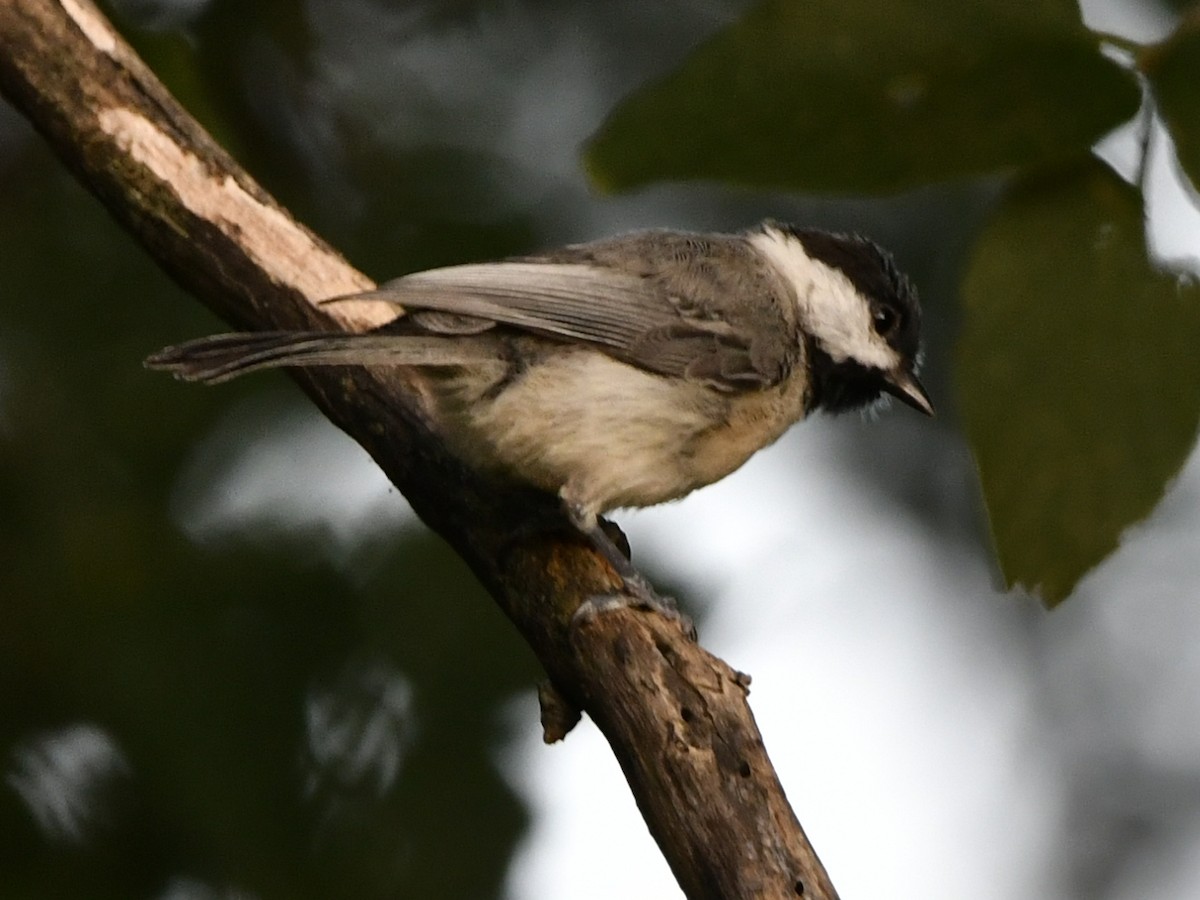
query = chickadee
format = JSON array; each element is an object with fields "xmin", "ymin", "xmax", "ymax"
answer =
[{"xmin": 148, "ymin": 220, "xmax": 931, "ymax": 588}]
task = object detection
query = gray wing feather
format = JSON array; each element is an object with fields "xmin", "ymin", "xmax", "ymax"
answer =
[
  {"xmin": 335, "ymin": 233, "xmax": 799, "ymax": 389},
  {"xmin": 365, "ymin": 264, "xmax": 689, "ymax": 346}
]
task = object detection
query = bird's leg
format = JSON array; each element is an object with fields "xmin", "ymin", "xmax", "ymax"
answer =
[{"xmin": 561, "ymin": 492, "xmax": 694, "ymax": 638}]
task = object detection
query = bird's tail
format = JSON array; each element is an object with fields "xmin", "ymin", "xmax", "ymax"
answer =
[{"xmin": 144, "ymin": 331, "xmax": 494, "ymax": 385}]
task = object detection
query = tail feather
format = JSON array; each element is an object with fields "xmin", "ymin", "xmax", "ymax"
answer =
[{"xmin": 145, "ymin": 331, "xmax": 492, "ymax": 385}]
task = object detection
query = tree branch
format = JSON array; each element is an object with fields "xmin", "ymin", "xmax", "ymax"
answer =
[{"xmin": 0, "ymin": 2, "xmax": 838, "ymax": 897}]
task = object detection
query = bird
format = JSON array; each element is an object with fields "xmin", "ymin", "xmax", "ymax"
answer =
[{"xmin": 147, "ymin": 220, "xmax": 931, "ymax": 604}]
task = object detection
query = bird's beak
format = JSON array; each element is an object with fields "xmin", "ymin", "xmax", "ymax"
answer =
[{"xmin": 884, "ymin": 369, "xmax": 934, "ymax": 416}]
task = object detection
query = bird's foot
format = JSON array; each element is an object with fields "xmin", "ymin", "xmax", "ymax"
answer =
[
  {"xmin": 573, "ymin": 573, "xmax": 696, "ymax": 641},
  {"xmin": 559, "ymin": 491, "xmax": 695, "ymax": 638}
]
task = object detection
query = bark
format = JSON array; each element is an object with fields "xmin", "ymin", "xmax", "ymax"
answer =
[{"xmin": 0, "ymin": 2, "xmax": 839, "ymax": 897}]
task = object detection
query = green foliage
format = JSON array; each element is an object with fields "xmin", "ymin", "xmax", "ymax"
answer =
[
  {"xmin": 958, "ymin": 160, "xmax": 1200, "ymax": 603},
  {"xmin": 585, "ymin": 0, "xmax": 1138, "ymax": 194}
]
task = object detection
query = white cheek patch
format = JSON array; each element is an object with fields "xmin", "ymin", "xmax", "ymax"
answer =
[
  {"xmin": 749, "ymin": 228, "xmax": 899, "ymax": 371},
  {"xmin": 800, "ymin": 259, "xmax": 898, "ymax": 368}
]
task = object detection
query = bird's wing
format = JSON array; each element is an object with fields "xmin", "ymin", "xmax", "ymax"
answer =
[{"xmin": 337, "ymin": 235, "xmax": 799, "ymax": 390}]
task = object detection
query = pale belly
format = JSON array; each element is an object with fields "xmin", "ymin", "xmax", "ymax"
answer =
[{"xmin": 434, "ymin": 349, "xmax": 809, "ymax": 519}]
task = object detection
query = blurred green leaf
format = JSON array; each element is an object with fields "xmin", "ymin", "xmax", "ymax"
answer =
[
  {"xmin": 1143, "ymin": 14, "xmax": 1200, "ymax": 190},
  {"xmin": 958, "ymin": 158, "xmax": 1200, "ymax": 604},
  {"xmin": 586, "ymin": 0, "xmax": 1138, "ymax": 194},
  {"xmin": 1162, "ymin": 0, "xmax": 1200, "ymax": 14}
]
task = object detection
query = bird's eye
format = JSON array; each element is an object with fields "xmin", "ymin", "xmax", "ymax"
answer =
[{"xmin": 872, "ymin": 306, "xmax": 900, "ymax": 337}]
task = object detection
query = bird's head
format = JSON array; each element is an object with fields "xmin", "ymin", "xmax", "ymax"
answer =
[{"xmin": 750, "ymin": 221, "xmax": 933, "ymax": 417}]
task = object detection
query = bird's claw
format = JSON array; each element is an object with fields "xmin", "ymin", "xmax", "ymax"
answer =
[{"xmin": 573, "ymin": 574, "xmax": 696, "ymax": 641}]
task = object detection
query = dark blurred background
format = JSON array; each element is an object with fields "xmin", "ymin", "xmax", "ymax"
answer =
[{"xmin": 3, "ymin": 1, "xmax": 1200, "ymax": 898}]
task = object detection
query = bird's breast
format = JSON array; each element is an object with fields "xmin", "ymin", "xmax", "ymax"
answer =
[
  {"xmin": 433, "ymin": 345, "xmax": 810, "ymax": 516},
  {"xmin": 679, "ymin": 366, "xmax": 810, "ymax": 490}
]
